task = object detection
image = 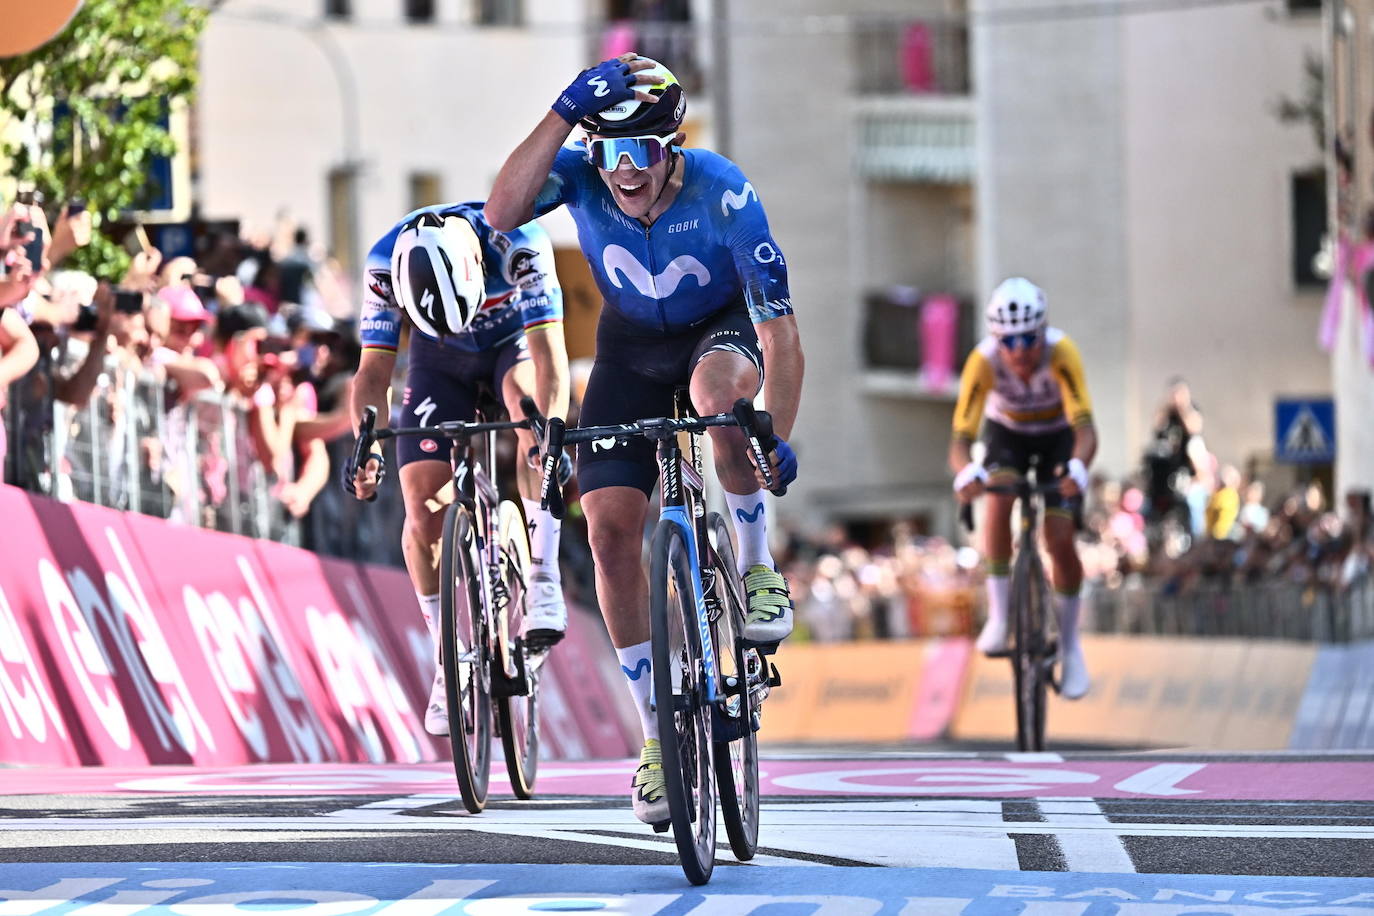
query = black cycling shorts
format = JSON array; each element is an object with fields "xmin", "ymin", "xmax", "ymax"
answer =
[
  {"xmin": 577, "ymin": 306, "xmax": 764, "ymax": 496},
  {"xmin": 982, "ymin": 420, "xmax": 1075, "ymax": 510},
  {"xmin": 397, "ymin": 332, "xmax": 529, "ymax": 467}
]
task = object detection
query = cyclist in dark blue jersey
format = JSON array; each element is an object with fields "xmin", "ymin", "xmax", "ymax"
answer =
[
  {"xmin": 487, "ymin": 54, "xmax": 803, "ymax": 825},
  {"xmin": 345, "ymin": 203, "xmax": 570, "ymax": 737}
]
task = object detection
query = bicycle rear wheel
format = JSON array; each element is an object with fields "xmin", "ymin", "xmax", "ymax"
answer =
[
  {"xmin": 649, "ymin": 518, "xmax": 716, "ymax": 886},
  {"xmin": 440, "ymin": 502, "xmax": 493, "ymax": 812},
  {"xmin": 706, "ymin": 513, "xmax": 759, "ymax": 862},
  {"xmin": 495, "ymin": 500, "xmax": 540, "ymax": 800},
  {"xmin": 1011, "ymin": 547, "xmax": 1050, "ymax": 752}
]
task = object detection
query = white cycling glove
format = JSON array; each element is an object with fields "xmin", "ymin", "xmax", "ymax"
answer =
[
  {"xmin": 1066, "ymin": 457, "xmax": 1089, "ymax": 493},
  {"xmin": 953, "ymin": 461, "xmax": 987, "ymax": 493}
]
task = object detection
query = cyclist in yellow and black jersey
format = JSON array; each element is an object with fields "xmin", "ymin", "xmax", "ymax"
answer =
[{"xmin": 949, "ymin": 277, "xmax": 1097, "ymax": 699}]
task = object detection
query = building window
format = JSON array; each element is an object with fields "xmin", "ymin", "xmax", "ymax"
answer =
[
  {"xmin": 404, "ymin": 0, "xmax": 435, "ymax": 22},
  {"xmin": 328, "ymin": 168, "xmax": 358, "ymax": 274},
  {"xmin": 409, "ymin": 172, "xmax": 443, "ymax": 210},
  {"xmin": 476, "ymin": 0, "xmax": 522, "ymax": 26},
  {"xmin": 324, "ymin": 0, "xmax": 351, "ymax": 19},
  {"xmin": 1292, "ymin": 169, "xmax": 1326, "ymax": 289}
]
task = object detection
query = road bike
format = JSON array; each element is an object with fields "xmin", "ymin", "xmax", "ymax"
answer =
[
  {"xmin": 961, "ymin": 457, "xmax": 1077, "ymax": 752},
  {"xmin": 524, "ymin": 393, "xmax": 782, "ymax": 885},
  {"xmin": 352, "ymin": 404, "xmax": 547, "ymax": 812}
]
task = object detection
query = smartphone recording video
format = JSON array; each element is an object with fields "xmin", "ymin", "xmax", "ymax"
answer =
[{"xmin": 114, "ymin": 289, "xmax": 144, "ymax": 314}]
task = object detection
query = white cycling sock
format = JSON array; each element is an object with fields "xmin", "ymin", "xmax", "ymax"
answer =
[
  {"xmin": 725, "ymin": 490, "xmax": 773, "ymax": 574},
  {"xmin": 1056, "ymin": 591, "xmax": 1082, "ymax": 653},
  {"xmin": 416, "ymin": 592, "xmax": 441, "ymax": 665},
  {"xmin": 522, "ymin": 497, "xmax": 562, "ymax": 584},
  {"xmin": 985, "ymin": 575, "xmax": 1010, "ymax": 629},
  {"xmin": 616, "ymin": 640, "xmax": 658, "ymax": 742}
]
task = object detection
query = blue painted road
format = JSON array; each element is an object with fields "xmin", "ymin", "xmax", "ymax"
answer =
[{"xmin": 5, "ymin": 863, "xmax": 1373, "ymax": 914}]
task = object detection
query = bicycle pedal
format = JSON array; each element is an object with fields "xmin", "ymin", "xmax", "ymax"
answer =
[
  {"xmin": 767, "ymin": 662, "xmax": 782, "ymax": 689},
  {"xmin": 523, "ymin": 629, "xmax": 565, "ymax": 651},
  {"xmin": 651, "ymin": 820, "xmax": 670, "ymax": 834}
]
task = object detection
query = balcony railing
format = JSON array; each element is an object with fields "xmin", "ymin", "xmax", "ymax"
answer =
[
  {"xmin": 852, "ymin": 18, "xmax": 971, "ymax": 97},
  {"xmin": 862, "ymin": 288, "xmax": 977, "ymax": 397}
]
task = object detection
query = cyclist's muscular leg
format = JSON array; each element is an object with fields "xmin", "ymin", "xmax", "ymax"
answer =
[
  {"xmin": 977, "ymin": 490, "xmax": 1017, "ymax": 655},
  {"xmin": 400, "ymin": 459, "xmax": 455, "ymax": 736},
  {"xmin": 502, "ymin": 358, "xmax": 566, "ymax": 639},
  {"xmin": 1044, "ymin": 513, "xmax": 1090, "ymax": 699},
  {"xmin": 689, "ymin": 351, "xmax": 791, "ymax": 644}
]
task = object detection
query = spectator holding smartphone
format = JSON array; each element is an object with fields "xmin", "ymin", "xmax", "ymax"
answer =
[{"xmin": 0, "ymin": 198, "xmax": 40, "ymax": 309}]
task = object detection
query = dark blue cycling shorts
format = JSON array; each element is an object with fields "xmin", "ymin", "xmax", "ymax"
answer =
[
  {"xmin": 576, "ymin": 306, "xmax": 764, "ymax": 496},
  {"xmin": 983, "ymin": 420, "xmax": 1075, "ymax": 511},
  {"xmin": 397, "ymin": 332, "xmax": 529, "ymax": 467}
]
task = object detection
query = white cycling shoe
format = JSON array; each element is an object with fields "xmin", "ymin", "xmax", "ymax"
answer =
[
  {"xmin": 975, "ymin": 616, "xmax": 1010, "ymax": 655},
  {"xmin": 424, "ymin": 669, "xmax": 448, "ymax": 737},
  {"xmin": 1059, "ymin": 645, "xmax": 1091, "ymax": 700},
  {"xmin": 524, "ymin": 576, "xmax": 567, "ymax": 645}
]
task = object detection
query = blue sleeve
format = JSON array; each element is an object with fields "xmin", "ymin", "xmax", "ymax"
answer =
[
  {"xmin": 533, "ymin": 146, "xmax": 591, "ymax": 218},
  {"xmin": 359, "ymin": 225, "xmax": 403, "ymax": 351},
  {"xmin": 715, "ymin": 163, "xmax": 793, "ymax": 324}
]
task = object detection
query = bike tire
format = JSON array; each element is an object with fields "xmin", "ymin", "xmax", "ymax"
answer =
[
  {"xmin": 495, "ymin": 500, "xmax": 540, "ymax": 800},
  {"xmin": 1010, "ymin": 547, "xmax": 1050, "ymax": 752},
  {"xmin": 649, "ymin": 518, "xmax": 716, "ymax": 886},
  {"xmin": 440, "ymin": 502, "xmax": 493, "ymax": 813},
  {"xmin": 706, "ymin": 513, "xmax": 760, "ymax": 862}
]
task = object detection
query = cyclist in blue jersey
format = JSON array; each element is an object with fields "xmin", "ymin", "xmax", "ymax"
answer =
[
  {"xmin": 487, "ymin": 54, "xmax": 804, "ymax": 825},
  {"xmin": 345, "ymin": 203, "xmax": 570, "ymax": 737}
]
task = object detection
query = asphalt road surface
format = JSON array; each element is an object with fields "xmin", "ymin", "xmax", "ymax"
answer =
[{"xmin": 3, "ymin": 749, "xmax": 1372, "ymax": 913}]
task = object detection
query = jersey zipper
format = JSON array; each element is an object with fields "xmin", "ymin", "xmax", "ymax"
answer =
[{"xmin": 644, "ymin": 223, "xmax": 669, "ymax": 334}]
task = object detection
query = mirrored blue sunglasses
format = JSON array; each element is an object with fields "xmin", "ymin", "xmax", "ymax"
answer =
[
  {"xmin": 998, "ymin": 331, "xmax": 1041, "ymax": 351},
  {"xmin": 585, "ymin": 135, "xmax": 673, "ymax": 171}
]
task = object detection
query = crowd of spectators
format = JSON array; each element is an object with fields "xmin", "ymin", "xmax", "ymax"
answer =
[{"xmin": 0, "ymin": 187, "xmax": 388, "ymax": 558}]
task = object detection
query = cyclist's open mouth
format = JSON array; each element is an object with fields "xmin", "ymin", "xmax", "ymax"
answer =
[{"xmin": 616, "ymin": 180, "xmax": 648, "ymax": 202}]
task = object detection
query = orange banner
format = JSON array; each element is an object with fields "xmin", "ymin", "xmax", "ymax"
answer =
[{"xmin": 951, "ymin": 634, "xmax": 1316, "ymax": 749}]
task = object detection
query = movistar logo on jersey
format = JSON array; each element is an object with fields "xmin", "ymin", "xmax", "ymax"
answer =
[
  {"xmin": 602, "ymin": 245, "xmax": 711, "ymax": 300},
  {"xmin": 721, "ymin": 181, "xmax": 758, "ymax": 216}
]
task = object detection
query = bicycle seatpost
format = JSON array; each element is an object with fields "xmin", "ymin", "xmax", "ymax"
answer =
[{"xmin": 732, "ymin": 399, "xmax": 786, "ymax": 497}]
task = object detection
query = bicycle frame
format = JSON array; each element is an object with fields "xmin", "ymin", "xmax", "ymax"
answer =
[{"xmin": 654, "ymin": 427, "xmax": 719, "ymax": 705}]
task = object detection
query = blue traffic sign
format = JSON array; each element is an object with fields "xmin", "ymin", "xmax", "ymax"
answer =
[{"xmin": 1275, "ymin": 398, "xmax": 1335, "ymax": 464}]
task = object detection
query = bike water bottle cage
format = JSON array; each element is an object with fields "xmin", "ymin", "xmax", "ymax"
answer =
[
  {"xmin": 585, "ymin": 134, "xmax": 673, "ymax": 171},
  {"xmin": 998, "ymin": 330, "xmax": 1041, "ymax": 352}
]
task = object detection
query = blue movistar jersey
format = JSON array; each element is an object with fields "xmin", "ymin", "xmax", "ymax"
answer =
[
  {"xmin": 533, "ymin": 146, "xmax": 792, "ymax": 334},
  {"xmin": 360, "ymin": 202, "xmax": 562, "ymax": 354}
]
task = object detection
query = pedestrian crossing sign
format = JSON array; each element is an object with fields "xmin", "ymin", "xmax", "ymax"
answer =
[{"xmin": 1274, "ymin": 398, "xmax": 1335, "ymax": 464}]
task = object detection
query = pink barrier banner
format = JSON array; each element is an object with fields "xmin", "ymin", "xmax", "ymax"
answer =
[
  {"xmin": 0, "ymin": 484, "xmax": 631, "ymax": 768},
  {"xmin": 908, "ymin": 638, "xmax": 973, "ymax": 741}
]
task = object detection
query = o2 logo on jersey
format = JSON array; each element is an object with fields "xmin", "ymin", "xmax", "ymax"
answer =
[
  {"xmin": 367, "ymin": 269, "xmax": 393, "ymax": 303},
  {"xmin": 505, "ymin": 248, "xmax": 541, "ymax": 287},
  {"xmin": 602, "ymin": 245, "xmax": 711, "ymax": 300},
  {"xmin": 753, "ymin": 242, "xmax": 783, "ymax": 266}
]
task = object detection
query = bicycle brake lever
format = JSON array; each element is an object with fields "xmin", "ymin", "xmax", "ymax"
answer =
[
  {"xmin": 540, "ymin": 417, "xmax": 566, "ymax": 521},
  {"xmin": 350, "ymin": 406, "xmax": 380, "ymax": 502},
  {"xmin": 732, "ymin": 398, "xmax": 785, "ymax": 496}
]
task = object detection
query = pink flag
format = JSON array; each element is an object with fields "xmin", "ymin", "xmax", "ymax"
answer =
[{"xmin": 1319, "ymin": 237, "xmax": 1350, "ymax": 352}]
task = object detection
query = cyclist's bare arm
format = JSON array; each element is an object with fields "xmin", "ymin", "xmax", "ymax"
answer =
[
  {"xmin": 485, "ymin": 112, "xmax": 573, "ymax": 232},
  {"xmin": 756, "ymin": 314, "xmax": 802, "ymax": 439},
  {"xmin": 349, "ymin": 348, "xmax": 395, "ymax": 499},
  {"xmin": 525, "ymin": 324, "xmax": 570, "ymax": 420}
]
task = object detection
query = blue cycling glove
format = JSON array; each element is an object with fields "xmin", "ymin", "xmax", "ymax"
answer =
[
  {"xmin": 553, "ymin": 58, "xmax": 638, "ymax": 126},
  {"xmin": 770, "ymin": 437, "xmax": 798, "ymax": 491}
]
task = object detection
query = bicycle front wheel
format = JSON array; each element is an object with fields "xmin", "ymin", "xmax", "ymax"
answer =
[
  {"xmin": 440, "ymin": 502, "xmax": 493, "ymax": 813},
  {"xmin": 706, "ymin": 512, "xmax": 759, "ymax": 862},
  {"xmin": 649, "ymin": 518, "xmax": 716, "ymax": 886},
  {"xmin": 495, "ymin": 500, "xmax": 540, "ymax": 799},
  {"xmin": 1011, "ymin": 547, "xmax": 1050, "ymax": 752}
]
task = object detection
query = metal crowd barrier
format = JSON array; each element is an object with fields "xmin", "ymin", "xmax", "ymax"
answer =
[
  {"xmin": 3, "ymin": 354, "xmax": 405, "ymax": 563},
  {"xmin": 1088, "ymin": 577, "xmax": 1374, "ymax": 643}
]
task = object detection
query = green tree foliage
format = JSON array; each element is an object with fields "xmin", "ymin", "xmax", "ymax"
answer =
[{"xmin": 0, "ymin": 0, "xmax": 208, "ymax": 277}]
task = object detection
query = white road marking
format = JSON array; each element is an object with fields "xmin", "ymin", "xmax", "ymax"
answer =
[
  {"xmin": 1005, "ymin": 753, "xmax": 1065, "ymax": 763},
  {"xmin": 1111, "ymin": 763, "xmax": 1206, "ymax": 796},
  {"xmin": 1035, "ymin": 798, "xmax": 1136, "ymax": 873}
]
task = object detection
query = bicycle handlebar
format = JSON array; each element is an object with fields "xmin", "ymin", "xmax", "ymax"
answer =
[
  {"xmin": 519, "ymin": 396, "xmax": 782, "ymax": 520},
  {"xmin": 959, "ymin": 479, "xmax": 1083, "ymax": 532}
]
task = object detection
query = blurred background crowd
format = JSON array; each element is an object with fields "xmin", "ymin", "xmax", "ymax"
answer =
[{"xmin": 4, "ymin": 183, "xmax": 1372, "ymax": 643}]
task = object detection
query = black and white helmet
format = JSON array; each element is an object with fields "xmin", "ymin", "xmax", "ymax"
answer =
[
  {"xmin": 984, "ymin": 277, "xmax": 1047, "ymax": 336},
  {"xmin": 390, "ymin": 212, "xmax": 486, "ymax": 338}
]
